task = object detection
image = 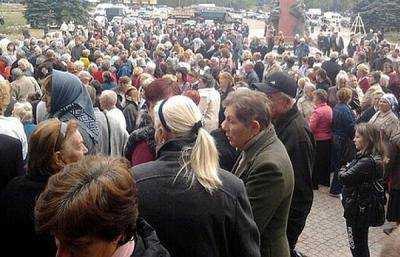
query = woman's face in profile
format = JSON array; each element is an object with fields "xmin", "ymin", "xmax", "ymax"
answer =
[
  {"xmin": 60, "ymin": 130, "xmax": 88, "ymax": 165},
  {"xmin": 378, "ymin": 99, "xmax": 391, "ymax": 113},
  {"xmin": 353, "ymin": 131, "xmax": 366, "ymax": 152}
]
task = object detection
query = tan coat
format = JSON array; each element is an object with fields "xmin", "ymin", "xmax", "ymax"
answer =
[{"xmin": 11, "ymin": 76, "xmax": 41, "ymax": 101}]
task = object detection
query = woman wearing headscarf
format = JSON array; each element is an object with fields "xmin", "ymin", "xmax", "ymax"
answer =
[
  {"xmin": 369, "ymin": 93, "xmax": 400, "ymax": 232},
  {"xmin": 43, "ymin": 70, "xmax": 100, "ymax": 154},
  {"xmin": 369, "ymin": 94, "xmax": 399, "ymax": 138}
]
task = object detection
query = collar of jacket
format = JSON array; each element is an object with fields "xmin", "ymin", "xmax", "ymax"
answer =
[
  {"xmin": 243, "ymin": 125, "xmax": 277, "ymax": 161},
  {"xmin": 234, "ymin": 125, "xmax": 278, "ymax": 177},
  {"xmin": 273, "ymin": 105, "xmax": 301, "ymax": 136},
  {"xmin": 156, "ymin": 136, "xmax": 196, "ymax": 160},
  {"xmin": 131, "ymin": 218, "xmax": 169, "ymax": 257},
  {"xmin": 125, "ymin": 99, "xmax": 139, "ymax": 108}
]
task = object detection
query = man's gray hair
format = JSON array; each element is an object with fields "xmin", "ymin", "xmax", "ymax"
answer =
[{"xmin": 223, "ymin": 89, "xmax": 271, "ymax": 128}]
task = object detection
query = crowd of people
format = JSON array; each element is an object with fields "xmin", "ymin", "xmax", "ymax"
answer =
[{"xmin": 0, "ymin": 15, "xmax": 399, "ymax": 257}]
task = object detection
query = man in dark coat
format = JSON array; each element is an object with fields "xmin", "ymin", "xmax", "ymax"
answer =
[
  {"xmin": 71, "ymin": 36, "xmax": 86, "ymax": 62},
  {"xmin": 322, "ymin": 51, "xmax": 342, "ymax": 86},
  {"xmin": 330, "ymin": 32, "xmax": 344, "ymax": 54},
  {"xmin": 317, "ymin": 31, "xmax": 330, "ymax": 56},
  {"xmin": 123, "ymin": 87, "xmax": 140, "ymax": 134},
  {"xmin": 254, "ymin": 72, "xmax": 315, "ymax": 257},
  {"xmin": 222, "ymin": 89, "xmax": 294, "ymax": 257},
  {"xmin": 0, "ymin": 134, "xmax": 24, "ymax": 191}
]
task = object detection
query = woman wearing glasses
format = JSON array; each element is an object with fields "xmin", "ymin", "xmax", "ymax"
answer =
[{"xmin": 0, "ymin": 118, "xmax": 88, "ymax": 257}]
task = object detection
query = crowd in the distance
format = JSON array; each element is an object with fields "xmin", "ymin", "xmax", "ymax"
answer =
[{"xmin": 0, "ymin": 16, "xmax": 400, "ymax": 257}]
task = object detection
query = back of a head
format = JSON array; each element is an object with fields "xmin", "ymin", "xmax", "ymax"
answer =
[
  {"xmin": 144, "ymin": 78, "xmax": 178, "ymax": 105},
  {"xmin": 315, "ymin": 89, "xmax": 328, "ymax": 103},
  {"xmin": 12, "ymin": 68, "xmax": 24, "ymax": 80},
  {"xmin": 100, "ymin": 90, "xmax": 117, "ymax": 110},
  {"xmin": 35, "ymin": 156, "xmax": 138, "ymax": 247},
  {"xmin": 13, "ymin": 101, "xmax": 33, "ymax": 123},
  {"xmin": 337, "ymin": 87, "xmax": 353, "ymax": 104},
  {"xmin": 154, "ymin": 95, "xmax": 221, "ymax": 192},
  {"xmin": 330, "ymin": 51, "xmax": 339, "ymax": 60}
]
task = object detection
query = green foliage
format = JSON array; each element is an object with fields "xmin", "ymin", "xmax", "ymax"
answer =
[
  {"xmin": 25, "ymin": 0, "xmax": 89, "ymax": 29},
  {"xmin": 352, "ymin": 0, "xmax": 400, "ymax": 31},
  {"xmin": 304, "ymin": 0, "xmax": 356, "ymax": 12},
  {"xmin": 157, "ymin": 0, "xmax": 257, "ymax": 8}
]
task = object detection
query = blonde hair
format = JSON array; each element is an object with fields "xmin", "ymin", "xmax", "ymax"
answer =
[
  {"xmin": 13, "ymin": 101, "xmax": 33, "ymax": 122},
  {"xmin": 219, "ymin": 71, "xmax": 234, "ymax": 85},
  {"xmin": 154, "ymin": 95, "xmax": 221, "ymax": 192},
  {"xmin": 0, "ymin": 80, "xmax": 11, "ymax": 115},
  {"xmin": 298, "ymin": 77, "xmax": 310, "ymax": 89},
  {"xmin": 336, "ymin": 70, "xmax": 349, "ymax": 88},
  {"xmin": 357, "ymin": 64, "xmax": 369, "ymax": 75},
  {"xmin": 162, "ymin": 74, "xmax": 178, "ymax": 83}
]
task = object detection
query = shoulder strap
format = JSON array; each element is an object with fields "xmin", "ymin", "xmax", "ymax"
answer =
[{"xmin": 104, "ymin": 112, "xmax": 112, "ymax": 156}]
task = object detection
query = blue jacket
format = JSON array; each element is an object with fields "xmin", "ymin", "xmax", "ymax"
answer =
[
  {"xmin": 295, "ymin": 43, "xmax": 310, "ymax": 59},
  {"xmin": 332, "ymin": 103, "xmax": 355, "ymax": 139}
]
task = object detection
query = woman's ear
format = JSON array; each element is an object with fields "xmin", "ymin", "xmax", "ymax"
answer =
[{"xmin": 52, "ymin": 151, "xmax": 65, "ymax": 170}]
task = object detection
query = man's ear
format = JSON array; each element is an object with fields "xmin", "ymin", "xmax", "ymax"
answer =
[{"xmin": 250, "ymin": 120, "xmax": 261, "ymax": 136}]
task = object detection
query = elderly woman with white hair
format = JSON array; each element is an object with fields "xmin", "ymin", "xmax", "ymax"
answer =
[
  {"xmin": 99, "ymin": 90, "xmax": 129, "ymax": 156},
  {"xmin": 369, "ymin": 93, "xmax": 399, "ymax": 138},
  {"xmin": 133, "ymin": 95, "xmax": 260, "ymax": 257},
  {"xmin": 12, "ymin": 101, "xmax": 36, "ymax": 139},
  {"xmin": 17, "ymin": 58, "xmax": 34, "ymax": 77},
  {"xmin": 297, "ymin": 82, "xmax": 316, "ymax": 121}
]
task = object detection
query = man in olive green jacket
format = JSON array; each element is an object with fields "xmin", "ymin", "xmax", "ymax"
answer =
[{"xmin": 222, "ymin": 89, "xmax": 295, "ymax": 257}]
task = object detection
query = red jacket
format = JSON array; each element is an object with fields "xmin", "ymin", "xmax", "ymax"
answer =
[
  {"xmin": 309, "ymin": 103, "xmax": 333, "ymax": 141},
  {"xmin": 358, "ymin": 76, "xmax": 370, "ymax": 94}
]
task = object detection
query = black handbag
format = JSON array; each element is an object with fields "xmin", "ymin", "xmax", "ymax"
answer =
[
  {"xmin": 358, "ymin": 179, "xmax": 386, "ymax": 227},
  {"xmin": 343, "ymin": 156, "xmax": 386, "ymax": 227},
  {"xmin": 359, "ymin": 157, "xmax": 387, "ymax": 227}
]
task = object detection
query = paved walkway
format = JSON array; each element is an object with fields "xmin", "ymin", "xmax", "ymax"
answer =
[{"xmin": 297, "ymin": 187, "xmax": 393, "ymax": 257}]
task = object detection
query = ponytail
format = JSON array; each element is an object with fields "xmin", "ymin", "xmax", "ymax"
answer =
[
  {"xmin": 157, "ymin": 95, "xmax": 222, "ymax": 193},
  {"xmin": 187, "ymin": 127, "xmax": 222, "ymax": 192}
]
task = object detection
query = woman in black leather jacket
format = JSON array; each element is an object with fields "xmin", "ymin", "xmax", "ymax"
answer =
[{"xmin": 339, "ymin": 123, "xmax": 387, "ymax": 257}]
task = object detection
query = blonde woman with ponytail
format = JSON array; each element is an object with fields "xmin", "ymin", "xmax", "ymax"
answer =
[{"xmin": 133, "ymin": 95, "xmax": 261, "ymax": 257}]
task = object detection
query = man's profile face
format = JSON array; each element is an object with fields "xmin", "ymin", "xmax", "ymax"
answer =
[{"xmin": 222, "ymin": 105, "xmax": 256, "ymax": 150}]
